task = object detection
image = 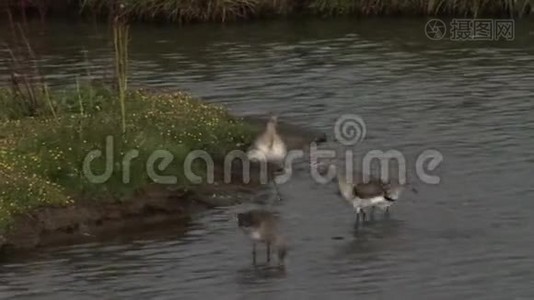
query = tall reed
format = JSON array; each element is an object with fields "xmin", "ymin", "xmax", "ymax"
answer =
[
  {"xmin": 78, "ymin": 0, "xmax": 532, "ymax": 19},
  {"xmin": 307, "ymin": 0, "xmax": 532, "ymax": 17},
  {"xmin": 6, "ymin": 0, "xmax": 534, "ymax": 20},
  {"xmin": 3, "ymin": 9, "xmax": 55, "ymax": 118},
  {"xmin": 112, "ymin": 3, "xmax": 129, "ymax": 134}
]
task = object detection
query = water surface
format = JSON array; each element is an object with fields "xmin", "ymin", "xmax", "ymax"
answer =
[{"xmin": 1, "ymin": 18, "xmax": 534, "ymax": 299}]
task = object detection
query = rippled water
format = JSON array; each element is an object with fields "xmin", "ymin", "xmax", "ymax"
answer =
[{"xmin": 1, "ymin": 18, "xmax": 534, "ymax": 299}]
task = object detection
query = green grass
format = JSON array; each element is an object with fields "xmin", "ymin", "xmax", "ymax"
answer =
[
  {"xmin": 82, "ymin": 0, "xmax": 534, "ymax": 22},
  {"xmin": 0, "ymin": 11, "xmax": 258, "ymax": 234},
  {"xmin": 81, "ymin": 0, "xmax": 273, "ymax": 22},
  {"xmin": 0, "ymin": 86, "xmax": 255, "ymax": 231},
  {"xmin": 77, "ymin": 0, "xmax": 532, "ymax": 20},
  {"xmin": 10, "ymin": 0, "xmax": 532, "ymax": 21},
  {"xmin": 306, "ymin": 0, "xmax": 534, "ymax": 17}
]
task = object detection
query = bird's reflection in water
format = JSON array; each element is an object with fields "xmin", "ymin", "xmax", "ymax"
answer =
[
  {"xmin": 332, "ymin": 217, "xmax": 406, "ymax": 258},
  {"xmin": 235, "ymin": 263, "xmax": 287, "ymax": 285},
  {"xmin": 353, "ymin": 217, "xmax": 405, "ymax": 238}
]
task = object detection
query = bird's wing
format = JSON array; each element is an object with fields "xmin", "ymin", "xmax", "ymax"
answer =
[{"xmin": 353, "ymin": 182, "xmax": 385, "ymax": 199}]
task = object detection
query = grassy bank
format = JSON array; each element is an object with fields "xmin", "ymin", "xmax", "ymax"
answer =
[
  {"xmin": 0, "ymin": 10, "xmax": 256, "ymax": 235},
  {"xmin": 0, "ymin": 86, "xmax": 255, "ymax": 231},
  {"xmin": 6, "ymin": 0, "xmax": 534, "ymax": 22}
]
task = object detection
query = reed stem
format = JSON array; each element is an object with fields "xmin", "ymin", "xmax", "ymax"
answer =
[{"xmin": 113, "ymin": 4, "xmax": 129, "ymax": 134}]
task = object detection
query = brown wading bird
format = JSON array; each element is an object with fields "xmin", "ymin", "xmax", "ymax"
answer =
[
  {"xmin": 337, "ymin": 172, "xmax": 396, "ymax": 223},
  {"xmin": 335, "ymin": 166, "xmax": 417, "ymax": 227},
  {"xmin": 313, "ymin": 161, "xmax": 416, "ymax": 227},
  {"xmin": 246, "ymin": 113, "xmax": 287, "ymax": 200},
  {"xmin": 237, "ymin": 209, "xmax": 287, "ymax": 265}
]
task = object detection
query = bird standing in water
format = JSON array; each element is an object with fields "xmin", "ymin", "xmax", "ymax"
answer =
[
  {"xmin": 247, "ymin": 114, "xmax": 287, "ymax": 200},
  {"xmin": 335, "ymin": 167, "xmax": 408, "ymax": 227},
  {"xmin": 237, "ymin": 209, "xmax": 287, "ymax": 266}
]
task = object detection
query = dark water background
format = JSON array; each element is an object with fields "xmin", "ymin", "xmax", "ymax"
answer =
[{"xmin": 1, "ymin": 18, "xmax": 534, "ymax": 299}]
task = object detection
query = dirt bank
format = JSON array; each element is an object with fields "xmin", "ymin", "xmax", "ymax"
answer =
[{"xmin": 0, "ymin": 117, "xmax": 326, "ymax": 254}]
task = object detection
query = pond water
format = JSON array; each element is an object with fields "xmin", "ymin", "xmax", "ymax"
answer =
[{"xmin": 1, "ymin": 18, "xmax": 534, "ymax": 299}]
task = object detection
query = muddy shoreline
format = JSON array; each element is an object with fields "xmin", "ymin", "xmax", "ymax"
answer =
[{"xmin": 0, "ymin": 117, "xmax": 326, "ymax": 254}]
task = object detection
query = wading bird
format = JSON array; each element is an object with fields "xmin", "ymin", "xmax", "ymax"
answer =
[
  {"xmin": 336, "ymin": 172, "xmax": 401, "ymax": 226},
  {"xmin": 335, "ymin": 166, "xmax": 414, "ymax": 227},
  {"xmin": 247, "ymin": 113, "xmax": 287, "ymax": 200},
  {"xmin": 237, "ymin": 209, "xmax": 287, "ymax": 266}
]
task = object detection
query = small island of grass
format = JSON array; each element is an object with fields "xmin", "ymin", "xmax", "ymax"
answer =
[
  {"xmin": 0, "ymin": 4, "xmax": 328, "ymax": 253},
  {"xmin": 0, "ymin": 84, "xmax": 258, "ymax": 249}
]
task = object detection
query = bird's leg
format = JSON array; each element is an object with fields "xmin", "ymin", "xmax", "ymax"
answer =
[
  {"xmin": 361, "ymin": 209, "xmax": 367, "ymax": 223},
  {"xmin": 272, "ymin": 177, "xmax": 282, "ymax": 201},
  {"xmin": 370, "ymin": 206, "xmax": 376, "ymax": 221},
  {"xmin": 354, "ymin": 208, "xmax": 361, "ymax": 228},
  {"xmin": 267, "ymin": 243, "xmax": 272, "ymax": 263},
  {"xmin": 384, "ymin": 206, "xmax": 390, "ymax": 219},
  {"xmin": 269, "ymin": 167, "xmax": 283, "ymax": 202},
  {"xmin": 252, "ymin": 242, "xmax": 257, "ymax": 265}
]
